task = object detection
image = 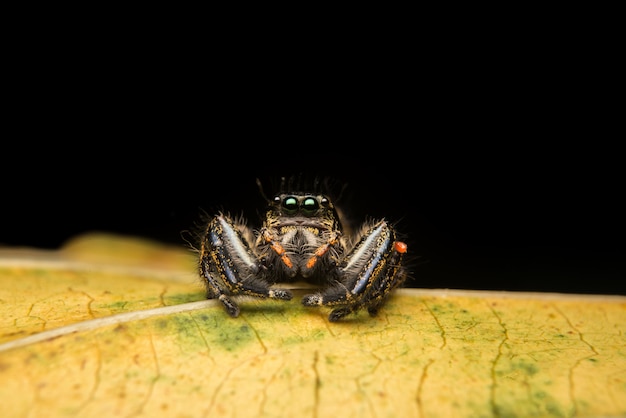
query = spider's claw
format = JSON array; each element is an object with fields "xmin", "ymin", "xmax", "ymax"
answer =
[
  {"xmin": 303, "ymin": 293, "xmax": 354, "ymax": 321},
  {"xmin": 329, "ymin": 307, "xmax": 352, "ymax": 322},
  {"xmin": 301, "ymin": 293, "xmax": 323, "ymax": 307},
  {"xmin": 219, "ymin": 294, "xmax": 241, "ymax": 318},
  {"xmin": 269, "ymin": 289, "xmax": 293, "ymax": 301}
]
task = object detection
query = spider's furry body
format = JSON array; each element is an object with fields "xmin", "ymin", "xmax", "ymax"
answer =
[{"xmin": 198, "ymin": 177, "xmax": 408, "ymax": 321}]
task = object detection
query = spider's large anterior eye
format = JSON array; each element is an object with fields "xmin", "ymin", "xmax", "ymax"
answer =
[
  {"xmin": 302, "ymin": 197, "xmax": 319, "ymax": 214},
  {"xmin": 282, "ymin": 196, "xmax": 298, "ymax": 212}
]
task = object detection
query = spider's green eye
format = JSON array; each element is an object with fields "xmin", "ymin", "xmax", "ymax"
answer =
[
  {"xmin": 283, "ymin": 196, "xmax": 298, "ymax": 212},
  {"xmin": 302, "ymin": 197, "xmax": 319, "ymax": 213}
]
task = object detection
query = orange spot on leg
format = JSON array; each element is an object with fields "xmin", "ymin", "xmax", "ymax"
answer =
[
  {"xmin": 271, "ymin": 242, "xmax": 285, "ymax": 255},
  {"xmin": 306, "ymin": 256, "xmax": 318, "ymax": 269},
  {"xmin": 264, "ymin": 231, "xmax": 293, "ymax": 268},
  {"xmin": 315, "ymin": 243, "xmax": 330, "ymax": 257},
  {"xmin": 394, "ymin": 241, "xmax": 408, "ymax": 253},
  {"xmin": 281, "ymin": 254, "xmax": 293, "ymax": 268},
  {"xmin": 307, "ymin": 243, "xmax": 333, "ymax": 269}
]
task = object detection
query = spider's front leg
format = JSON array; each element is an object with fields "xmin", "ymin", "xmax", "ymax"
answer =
[
  {"xmin": 302, "ymin": 220, "xmax": 408, "ymax": 321},
  {"xmin": 199, "ymin": 214, "xmax": 293, "ymax": 317}
]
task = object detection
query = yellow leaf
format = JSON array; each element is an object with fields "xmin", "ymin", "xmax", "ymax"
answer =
[{"xmin": 1, "ymin": 233, "xmax": 625, "ymax": 418}]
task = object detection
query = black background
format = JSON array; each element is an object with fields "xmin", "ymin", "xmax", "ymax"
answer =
[
  {"xmin": 2, "ymin": 134, "xmax": 623, "ymax": 296},
  {"xmin": 2, "ymin": 34, "xmax": 623, "ymax": 296}
]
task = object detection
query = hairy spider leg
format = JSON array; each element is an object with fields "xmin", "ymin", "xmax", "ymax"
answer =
[
  {"xmin": 301, "ymin": 221, "xmax": 407, "ymax": 321},
  {"xmin": 305, "ymin": 235, "xmax": 339, "ymax": 269},
  {"xmin": 201, "ymin": 215, "xmax": 293, "ymax": 317},
  {"xmin": 363, "ymin": 241, "xmax": 408, "ymax": 317},
  {"xmin": 261, "ymin": 229, "xmax": 294, "ymax": 268},
  {"xmin": 329, "ymin": 231, "xmax": 405, "ymax": 321},
  {"xmin": 200, "ymin": 258, "xmax": 241, "ymax": 317}
]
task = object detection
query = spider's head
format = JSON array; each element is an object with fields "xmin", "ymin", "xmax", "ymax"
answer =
[{"xmin": 256, "ymin": 175, "xmax": 347, "ymax": 230}]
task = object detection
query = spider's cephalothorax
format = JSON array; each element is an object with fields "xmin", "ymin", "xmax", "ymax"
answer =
[{"xmin": 198, "ymin": 178, "xmax": 408, "ymax": 321}]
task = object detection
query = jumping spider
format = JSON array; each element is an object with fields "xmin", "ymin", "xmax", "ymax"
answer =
[{"xmin": 198, "ymin": 177, "xmax": 408, "ymax": 322}]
